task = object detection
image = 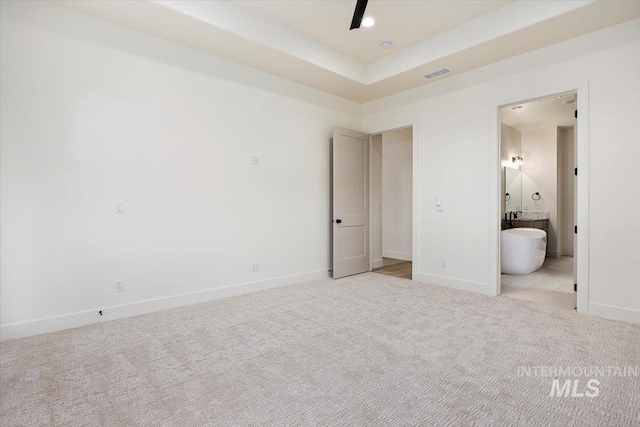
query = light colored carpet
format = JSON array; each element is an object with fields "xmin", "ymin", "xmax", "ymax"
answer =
[{"xmin": 1, "ymin": 273, "xmax": 639, "ymax": 426}]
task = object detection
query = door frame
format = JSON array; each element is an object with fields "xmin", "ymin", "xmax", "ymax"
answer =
[
  {"xmin": 489, "ymin": 80, "xmax": 589, "ymax": 314},
  {"xmin": 364, "ymin": 118, "xmax": 419, "ymax": 279}
]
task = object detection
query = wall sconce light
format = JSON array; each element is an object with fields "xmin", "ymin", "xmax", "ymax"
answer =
[{"xmin": 512, "ymin": 156, "xmax": 524, "ymax": 167}]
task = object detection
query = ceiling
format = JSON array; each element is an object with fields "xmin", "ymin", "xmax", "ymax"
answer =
[
  {"xmin": 232, "ymin": 1, "xmax": 513, "ymax": 64},
  {"xmin": 51, "ymin": 0, "xmax": 640, "ymax": 103},
  {"xmin": 501, "ymin": 94, "xmax": 576, "ymax": 131}
]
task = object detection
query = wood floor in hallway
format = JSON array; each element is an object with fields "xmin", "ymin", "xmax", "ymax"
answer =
[{"xmin": 373, "ymin": 257, "xmax": 412, "ymax": 279}]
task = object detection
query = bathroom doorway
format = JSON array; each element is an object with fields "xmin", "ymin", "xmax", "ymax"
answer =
[
  {"xmin": 498, "ymin": 92, "xmax": 577, "ymax": 310},
  {"xmin": 370, "ymin": 127, "xmax": 413, "ymax": 280}
]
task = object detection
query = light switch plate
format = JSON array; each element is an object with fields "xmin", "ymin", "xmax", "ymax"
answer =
[
  {"xmin": 437, "ymin": 203, "xmax": 445, "ymax": 212},
  {"xmin": 115, "ymin": 279, "xmax": 125, "ymax": 292},
  {"xmin": 116, "ymin": 201, "xmax": 125, "ymax": 214}
]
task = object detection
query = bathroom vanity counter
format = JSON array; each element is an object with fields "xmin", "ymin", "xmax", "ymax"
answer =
[
  {"xmin": 516, "ymin": 212, "xmax": 550, "ymax": 220},
  {"xmin": 511, "ymin": 219, "xmax": 549, "ymax": 233},
  {"xmin": 501, "ymin": 212, "xmax": 550, "ymax": 232}
]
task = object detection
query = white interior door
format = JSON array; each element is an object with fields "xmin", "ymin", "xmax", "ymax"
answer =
[{"xmin": 332, "ymin": 127, "xmax": 370, "ymax": 279}]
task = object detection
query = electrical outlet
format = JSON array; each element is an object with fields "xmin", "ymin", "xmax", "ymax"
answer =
[
  {"xmin": 115, "ymin": 279, "xmax": 125, "ymax": 292},
  {"xmin": 441, "ymin": 258, "xmax": 447, "ymax": 268},
  {"xmin": 251, "ymin": 155, "xmax": 259, "ymax": 165},
  {"xmin": 251, "ymin": 262, "xmax": 260, "ymax": 272}
]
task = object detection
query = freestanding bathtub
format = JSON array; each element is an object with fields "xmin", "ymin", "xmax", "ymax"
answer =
[{"xmin": 501, "ymin": 228, "xmax": 547, "ymax": 274}]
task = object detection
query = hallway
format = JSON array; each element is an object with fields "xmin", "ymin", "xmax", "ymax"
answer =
[{"xmin": 373, "ymin": 257, "xmax": 412, "ymax": 280}]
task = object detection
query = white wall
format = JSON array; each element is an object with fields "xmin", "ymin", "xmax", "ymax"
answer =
[
  {"xmin": 521, "ymin": 127, "xmax": 560, "ymax": 256},
  {"xmin": 363, "ymin": 18, "xmax": 640, "ymax": 324},
  {"xmin": 3, "ymin": 1, "xmax": 639, "ymax": 339},
  {"xmin": 561, "ymin": 127, "xmax": 575, "ymax": 256},
  {"xmin": 0, "ymin": 1, "xmax": 361, "ymax": 339},
  {"xmin": 500, "ymin": 123, "xmax": 522, "ymax": 213},
  {"xmin": 370, "ymin": 135, "xmax": 383, "ymax": 268},
  {"xmin": 382, "ymin": 128, "xmax": 413, "ymax": 261}
]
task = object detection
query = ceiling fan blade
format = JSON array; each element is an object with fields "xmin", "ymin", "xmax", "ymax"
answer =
[{"xmin": 350, "ymin": 0, "xmax": 369, "ymax": 30}]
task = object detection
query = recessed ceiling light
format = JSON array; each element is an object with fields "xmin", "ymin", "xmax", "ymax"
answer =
[
  {"xmin": 380, "ymin": 41, "xmax": 393, "ymax": 49},
  {"xmin": 511, "ymin": 105, "xmax": 523, "ymax": 110},
  {"xmin": 362, "ymin": 17, "xmax": 375, "ymax": 27}
]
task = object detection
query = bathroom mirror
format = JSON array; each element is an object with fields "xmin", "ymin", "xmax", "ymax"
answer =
[{"xmin": 505, "ymin": 168, "xmax": 522, "ymax": 211}]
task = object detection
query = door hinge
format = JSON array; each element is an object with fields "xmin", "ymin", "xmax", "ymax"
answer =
[
  {"xmin": 574, "ymin": 168, "xmax": 577, "ymax": 176},
  {"xmin": 575, "ymin": 110, "xmax": 577, "ymax": 118},
  {"xmin": 574, "ymin": 283, "xmax": 577, "ymax": 292},
  {"xmin": 574, "ymin": 225, "xmax": 577, "ymax": 234}
]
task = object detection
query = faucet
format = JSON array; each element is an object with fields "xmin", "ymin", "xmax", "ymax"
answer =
[
  {"xmin": 504, "ymin": 211, "xmax": 522, "ymax": 228},
  {"xmin": 504, "ymin": 211, "xmax": 523, "ymax": 228},
  {"xmin": 505, "ymin": 211, "xmax": 514, "ymax": 228}
]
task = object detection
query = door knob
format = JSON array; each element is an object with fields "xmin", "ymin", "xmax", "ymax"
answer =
[{"xmin": 336, "ymin": 219, "xmax": 342, "ymax": 224}]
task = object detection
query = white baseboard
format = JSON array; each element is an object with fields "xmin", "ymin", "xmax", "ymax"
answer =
[
  {"xmin": 413, "ymin": 273, "xmax": 492, "ymax": 296},
  {"xmin": 372, "ymin": 258, "xmax": 384, "ymax": 269},
  {"xmin": 589, "ymin": 302, "xmax": 640, "ymax": 325},
  {"xmin": 546, "ymin": 251, "xmax": 562, "ymax": 259},
  {"xmin": 382, "ymin": 251, "xmax": 412, "ymax": 261},
  {"xmin": 0, "ymin": 269, "xmax": 330, "ymax": 342}
]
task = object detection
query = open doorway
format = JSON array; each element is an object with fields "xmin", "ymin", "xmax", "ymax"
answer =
[
  {"xmin": 499, "ymin": 93, "xmax": 576, "ymax": 309},
  {"xmin": 370, "ymin": 128, "xmax": 413, "ymax": 280},
  {"xmin": 331, "ymin": 124, "xmax": 416, "ymax": 280}
]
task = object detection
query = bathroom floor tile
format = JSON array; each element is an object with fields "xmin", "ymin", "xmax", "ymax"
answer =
[{"xmin": 500, "ymin": 256, "xmax": 574, "ymax": 309}]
